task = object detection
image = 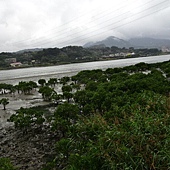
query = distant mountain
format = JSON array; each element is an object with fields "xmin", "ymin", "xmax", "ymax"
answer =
[
  {"xmin": 84, "ymin": 36, "xmax": 130, "ymax": 48},
  {"xmin": 16, "ymin": 48, "xmax": 44, "ymax": 54},
  {"xmin": 84, "ymin": 36, "xmax": 170, "ymax": 49},
  {"xmin": 129, "ymin": 37, "xmax": 170, "ymax": 49}
]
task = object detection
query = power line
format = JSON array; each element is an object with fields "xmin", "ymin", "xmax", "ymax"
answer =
[
  {"xmin": 29, "ymin": 0, "xmax": 170, "ymax": 48},
  {"xmin": 11, "ymin": 0, "xmax": 170, "ymax": 49},
  {"xmin": 13, "ymin": 0, "xmax": 130, "ymax": 45},
  {"xmin": 15, "ymin": 0, "xmax": 157, "ymax": 47},
  {"xmin": 71, "ymin": 3, "xmax": 170, "ymax": 46}
]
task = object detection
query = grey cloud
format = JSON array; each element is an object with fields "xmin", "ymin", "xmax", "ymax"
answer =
[{"xmin": 0, "ymin": 0, "xmax": 170, "ymax": 52}]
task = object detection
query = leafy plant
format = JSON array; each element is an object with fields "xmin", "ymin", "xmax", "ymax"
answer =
[
  {"xmin": 0, "ymin": 158, "xmax": 16, "ymax": 170},
  {"xmin": 0, "ymin": 98, "xmax": 9, "ymax": 110},
  {"xmin": 8, "ymin": 107, "xmax": 45, "ymax": 133}
]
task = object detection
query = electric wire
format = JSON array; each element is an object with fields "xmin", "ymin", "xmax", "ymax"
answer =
[
  {"xmin": 8, "ymin": 0, "xmax": 170, "ymax": 50},
  {"xmin": 13, "ymin": 0, "xmax": 153, "ymax": 46},
  {"xmin": 28, "ymin": 0, "xmax": 170, "ymax": 48},
  {"xmin": 13, "ymin": 0, "xmax": 131, "ymax": 45}
]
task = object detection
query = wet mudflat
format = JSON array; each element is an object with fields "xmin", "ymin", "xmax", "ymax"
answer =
[
  {"xmin": 0, "ymin": 87, "xmax": 61, "ymax": 169},
  {"xmin": 0, "ymin": 91, "xmax": 49, "ymax": 128},
  {"xmin": 0, "ymin": 124, "xmax": 58, "ymax": 170}
]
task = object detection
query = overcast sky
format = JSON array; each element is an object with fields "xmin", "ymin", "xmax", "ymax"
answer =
[{"xmin": 1, "ymin": 0, "xmax": 170, "ymax": 52}]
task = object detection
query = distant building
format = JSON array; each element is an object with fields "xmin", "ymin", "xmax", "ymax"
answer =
[
  {"xmin": 126, "ymin": 52, "xmax": 135, "ymax": 57},
  {"xmin": 31, "ymin": 60, "xmax": 36, "ymax": 65},
  {"xmin": 101, "ymin": 52, "xmax": 135, "ymax": 59},
  {"xmin": 109, "ymin": 54, "xmax": 115, "ymax": 57},
  {"xmin": 10, "ymin": 62, "xmax": 22, "ymax": 67}
]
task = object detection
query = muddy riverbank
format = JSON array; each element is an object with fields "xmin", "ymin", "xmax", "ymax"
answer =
[
  {"xmin": 0, "ymin": 91, "xmax": 49, "ymax": 128},
  {"xmin": 0, "ymin": 124, "xmax": 58, "ymax": 169},
  {"xmin": 0, "ymin": 90, "xmax": 58, "ymax": 169}
]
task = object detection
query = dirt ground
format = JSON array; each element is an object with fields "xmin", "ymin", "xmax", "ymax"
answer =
[{"xmin": 0, "ymin": 88, "xmax": 59, "ymax": 170}]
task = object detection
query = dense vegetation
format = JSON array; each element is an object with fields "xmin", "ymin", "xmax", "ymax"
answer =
[
  {"xmin": 0, "ymin": 60, "xmax": 170, "ymax": 169},
  {"xmin": 0, "ymin": 46, "xmax": 163, "ymax": 69},
  {"xmin": 0, "ymin": 158, "xmax": 16, "ymax": 170}
]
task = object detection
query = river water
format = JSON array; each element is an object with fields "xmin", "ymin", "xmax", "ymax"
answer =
[{"xmin": 0, "ymin": 54, "xmax": 170, "ymax": 84}]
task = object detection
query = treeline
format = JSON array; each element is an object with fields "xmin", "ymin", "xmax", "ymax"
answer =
[
  {"xmin": 1, "ymin": 60, "xmax": 170, "ymax": 169},
  {"xmin": 0, "ymin": 45, "xmax": 162, "ymax": 69}
]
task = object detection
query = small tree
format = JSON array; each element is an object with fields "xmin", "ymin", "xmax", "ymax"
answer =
[
  {"xmin": 38, "ymin": 79, "xmax": 46, "ymax": 87},
  {"xmin": 39, "ymin": 86, "xmax": 55, "ymax": 101},
  {"xmin": 62, "ymin": 85, "xmax": 73, "ymax": 103},
  {"xmin": 0, "ymin": 98, "xmax": 9, "ymax": 110},
  {"xmin": 51, "ymin": 92, "xmax": 62, "ymax": 104},
  {"xmin": 48, "ymin": 78, "xmax": 58, "ymax": 87},
  {"xmin": 60, "ymin": 76, "xmax": 70, "ymax": 85},
  {"xmin": 52, "ymin": 103, "xmax": 79, "ymax": 137},
  {"xmin": 63, "ymin": 91, "xmax": 73, "ymax": 103},
  {"xmin": 9, "ymin": 107, "xmax": 45, "ymax": 133},
  {"xmin": 62, "ymin": 85, "xmax": 72, "ymax": 93}
]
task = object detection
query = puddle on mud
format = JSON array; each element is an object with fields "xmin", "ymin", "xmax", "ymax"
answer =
[{"xmin": 0, "ymin": 91, "xmax": 50, "ymax": 128}]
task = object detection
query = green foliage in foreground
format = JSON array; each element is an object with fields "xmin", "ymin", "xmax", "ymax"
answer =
[
  {"xmin": 44, "ymin": 61, "xmax": 170, "ymax": 170},
  {"xmin": 66, "ymin": 93, "xmax": 170, "ymax": 170},
  {"xmin": 43, "ymin": 91, "xmax": 169, "ymax": 170},
  {"xmin": 9, "ymin": 60, "xmax": 170, "ymax": 169},
  {"xmin": 0, "ymin": 158, "xmax": 16, "ymax": 170}
]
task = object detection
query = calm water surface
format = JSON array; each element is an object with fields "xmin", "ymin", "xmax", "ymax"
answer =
[{"xmin": 0, "ymin": 55, "xmax": 170, "ymax": 84}]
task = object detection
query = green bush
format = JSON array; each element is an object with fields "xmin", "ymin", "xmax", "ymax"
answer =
[{"xmin": 0, "ymin": 158, "xmax": 16, "ymax": 170}]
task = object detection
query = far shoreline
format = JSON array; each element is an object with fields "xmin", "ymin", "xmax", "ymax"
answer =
[
  {"xmin": 1, "ymin": 53, "xmax": 168, "ymax": 71},
  {"xmin": 0, "ymin": 54, "xmax": 170, "ymax": 85}
]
